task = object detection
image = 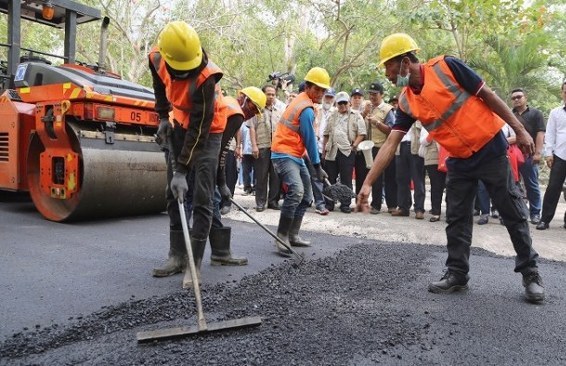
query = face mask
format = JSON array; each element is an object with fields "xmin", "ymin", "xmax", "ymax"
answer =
[
  {"xmin": 396, "ymin": 62, "xmax": 410, "ymax": 87},
  {"xmin": 322, "ymin": 102, "xmax": 332, "ymax": 111}
]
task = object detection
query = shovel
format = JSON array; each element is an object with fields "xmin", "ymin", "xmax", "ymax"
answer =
[
  {"xmin": 229, "ymin": 198, "xmax": 305, "ymax": 267},
  {"xmin": 135, "ymin": 200, "xmax": 262, "ymax": 342}
]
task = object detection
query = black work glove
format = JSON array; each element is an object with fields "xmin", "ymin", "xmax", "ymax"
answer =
[
  {"xmin": 170, "ymin": 171, "xmax": 188, "ymax": 203},
  {"xmin": 154, "ymin": 117, "xmax": 170, "ymax": 150},
  {"xmin": 313, "ymin": 164, "xmax": 328, "ymax": 182},
  {"xmin": 216, "ymin": 166, "xmax": 232, "ymax": 202}
]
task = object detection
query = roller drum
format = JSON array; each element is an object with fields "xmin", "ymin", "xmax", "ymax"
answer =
[{"xmin": 27, "ymin": 123, "xmax": 167, "ymax": 222}]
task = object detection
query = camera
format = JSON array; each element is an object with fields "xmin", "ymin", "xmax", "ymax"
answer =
[{"xmin": 267, "ymin": 71, "xmax": 295, "ymax": 89}]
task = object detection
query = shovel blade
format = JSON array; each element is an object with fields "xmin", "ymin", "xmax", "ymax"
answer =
[{"xmin": 136, "ymin": 316, "xmax": 262, "ymax": 343}]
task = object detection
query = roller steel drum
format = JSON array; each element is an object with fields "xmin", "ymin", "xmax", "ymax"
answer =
[{"xmin": 27, "ymin": 122, "xmax": 167, "ymax": 222}]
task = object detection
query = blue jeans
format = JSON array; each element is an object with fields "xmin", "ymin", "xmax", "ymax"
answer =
[
  {"xmin": 518, "ymin": 156, "xmax": 541, "ymax": 217},
  {"xmin": 272, "ymin": 158, "xmax": 313, "ymax": 219}
]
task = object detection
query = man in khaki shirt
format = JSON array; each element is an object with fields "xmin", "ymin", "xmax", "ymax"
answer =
[
  {"xmin": 250, "ymin": 85, "xmax": 284, "ymax": 211},
  {"xmin": 359, "ymin": 82, "xmax": 397, "ymax": 214},
  {"xmin": 323, "ymin": 91, "xmax": 367, "ymax": 213}
]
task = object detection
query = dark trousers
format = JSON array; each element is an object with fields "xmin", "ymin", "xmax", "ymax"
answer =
[
  {"xmin": 395, "ymin": 142, "xmax": 425, "ymax": 212},
  {"xmin": 241, "ymin": 154, "xmax": 255, "ymax": 191},
  {"xmin": 220, "ymin": 150, "xmax": 238, "ymax": 209},
  {"xmin": 254, "ymin": 148, "xmax": 280, "ymax": 207},
  {"xmin": 167, "ymin": 129, "xmax": 221, "ymax": 241},
  {"xmin": 445, "ymin": 154, "xmax": 538, "ymax": 275},
  {"xmin": 425, "ymin": 164, "xmax": 446, "ymax": 216},
  {"xmin": 354, "ymin": 151, "xmax": 369, "ymax": 195},
  {"xmin": 540, "ymin": 155, "xmax": 566, "ymax": 224},
  {"xmin": 326, "ymin": 150, "xmax": 355, "ymax": 205}
]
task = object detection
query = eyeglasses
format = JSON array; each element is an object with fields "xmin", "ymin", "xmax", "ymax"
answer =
[
  {"xmin": 511, "ymin": 95, "xmax": 523, "ymax": 101},
  {"xmin": 337, "ymin": 101, "xmax": 348, "ymax": 105}
]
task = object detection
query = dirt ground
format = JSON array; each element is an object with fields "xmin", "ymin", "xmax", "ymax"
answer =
[{"xmin": 226, "ymin": 185, "xmax": 566, "ymax": 262}]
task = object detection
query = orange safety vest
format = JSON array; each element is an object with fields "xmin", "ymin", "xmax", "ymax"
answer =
[
  {"xmin": 271, "ymin": 92, "xmax": 314, "ymax": 158},
  {"xmin": 221, "ymin": 96, "xmax": 244, "ymax": 120},
  {"xmin": 398, "ymin": 56, "xmax": 504, "ymax": 159},
  {"xmin": 148, "ymin": 47, "xmax": 224, "ymax": 132}
]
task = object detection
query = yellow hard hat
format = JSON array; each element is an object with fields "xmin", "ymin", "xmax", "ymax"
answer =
[
  {"xmin": 378, "ymin": 33, "xmax": 420, "ymax": 67},
  {"xmin": 304, "ymin": 67, "xmax": 331, "ymax": 89},
  {"xmin": 158, "ymin": 21, "xmax": 203, "ymax": 71},
  {"xmin": 240, "ymin": 86, "xmax": 267, "ymax": 111}
]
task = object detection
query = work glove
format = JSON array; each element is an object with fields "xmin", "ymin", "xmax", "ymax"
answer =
[
  {"xmin": 154, "ymin": 118, "xmax": 170, "ymax": 150},
  {"xmin": 170, "ymin": 171, "xmax": 188, "ymax": 203},
  {"xmin": 216, "ymin": 166, "xmax": 232, "ymax": 202},
  {"xmin": 313, "ymin": 164, "xmax": 328, "ymax": 182}
]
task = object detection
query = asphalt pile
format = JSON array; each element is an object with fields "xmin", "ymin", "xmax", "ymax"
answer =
[{"xmin": 1, "ymin": 242, "xmax": 565, "ymax": 365}]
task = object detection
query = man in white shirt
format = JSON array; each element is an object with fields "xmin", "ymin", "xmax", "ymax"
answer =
[{"xmin": 537, "ymin": 81, "xmax": 566, "ymax": 230}]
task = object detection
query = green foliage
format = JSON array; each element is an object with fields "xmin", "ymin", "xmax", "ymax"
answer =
[{"xmin": 2, "ymin": 0, "xmax": 564, "ymax": 113}]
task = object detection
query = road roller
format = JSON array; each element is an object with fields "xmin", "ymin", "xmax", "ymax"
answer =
[{"xmin": 0, "ymin": 1, "xmax": 166, "ymax": 221}]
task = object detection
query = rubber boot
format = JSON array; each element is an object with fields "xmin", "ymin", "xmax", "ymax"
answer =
[
  {"xmin": 182, "ymin": 238, "xmax": 206, "ymax": 289},
  {"xmin": 275, "ymin": 216, "xmax": 294, "ymax": 257},
  {"xmin": 289, "ymin": 216, "xmax": 311, "ymax": 247},
  {"xmin": 152, "ymin": 230, "xmax": 187, "ymax": 277},
  {"xmin": 209, "ymin": 227, "xmax": 248, "ymax": 266}
]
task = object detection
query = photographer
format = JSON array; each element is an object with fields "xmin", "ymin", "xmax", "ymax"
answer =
[{"xmin": 268, "ymin": 71, "xmax": 295, "ymax": 109}]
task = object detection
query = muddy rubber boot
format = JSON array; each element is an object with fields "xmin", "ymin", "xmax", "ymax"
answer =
[
  {"xmin": 209, "ymin": 227, "xmax": 248, "ymax": 266},
  {"xmin": 275, "ymin": 216, "xmax": 294, "ymax": 257},
  {"xmin": 289, "ymin": 216, "xmax": 311, "ymax": 247},
  {"xmin": 182, "ymin": 238, "xmax": 206, "ymax": 289},
  {"xmin": 152, "ymin": 230, "xmax": 187, "ymax": 277}
]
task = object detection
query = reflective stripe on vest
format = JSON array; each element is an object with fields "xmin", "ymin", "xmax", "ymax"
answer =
[
  {"xmin": 399, "ymin": 56, "xmax": 503, "ymax": 158},
  {"xmin": 149, "ymin": 48, "xmax": 224, "ymax": 132},
  {"xmin": 271, "ymin": 92, "xmax": 314, "ymax": 157}
]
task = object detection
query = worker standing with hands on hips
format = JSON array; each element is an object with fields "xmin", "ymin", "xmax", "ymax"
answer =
[
  {"xmin": 271, "ymin": 67, "xmax": 331, "ymax": 256},
  {"xmin": 356, "ymin": 33, "xmax": 544, "ymax": 303},
  {"xmin": 148, "ymin": 21, "xmax": 223, "ymax": 284}
]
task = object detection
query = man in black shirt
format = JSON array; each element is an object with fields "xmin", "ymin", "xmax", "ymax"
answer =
[{"xmin": 511, "ymin": 88, "xmax": 545, "ymax": 224}]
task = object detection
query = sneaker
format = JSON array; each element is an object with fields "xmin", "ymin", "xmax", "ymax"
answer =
[
  {"xmin": 530, "ymin": 214, "xmax": 540, "ymax": 225},
  {"xmin": 429, "ymin": 215, "xmax": 441, "ymax": 222},
  {"xmin": 522, "ymin": 271, "xmax": 545, "ymax": 303},
  {"xmin": 477, "ymin": 214, "xmax": 489, "ymax": 225},
  {"xmin": 491, "ymin": 209, "xmax": 499, "ymax": 218},
  {"xmin": 370, "ymin": 207, "xmax": 381, "ymax": 215},
  {"xmin": 428, "ymin": 271, "xmax": 469, "ymax": 294},
  {"xmin": 536, "ymin": 221, "xmax": 549, "ymax": 230},
  {"xmin": 315, "ymin": 207, "xmax": 330, "ymax": 216}
]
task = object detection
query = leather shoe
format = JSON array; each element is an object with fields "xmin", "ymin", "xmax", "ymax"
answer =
[
  {"xmin": 415, "ymin": 211, "xmax": 424, "ymax": 220},
  {"xmin": 267, "ymin": 202, "xmax": 280, "ymax": 210},
  {"xmin": 391, "ymin": 208, "xmax": 409, "ymax": 217},
  {"xmin": 428, "ymin": 271, "xmax": 469, "ymax": 293},
  {"xmin": 522, "ymin": 271, "xmax": 545, "ymax": 303},
  {"xmin": 536, "ymin": 221, "xmax": 549, "ymax": 230}
]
